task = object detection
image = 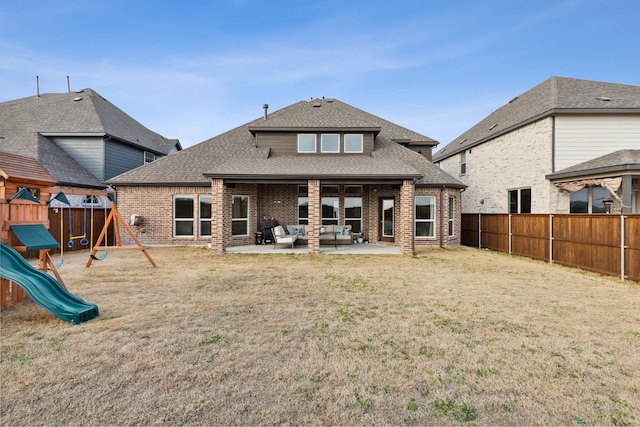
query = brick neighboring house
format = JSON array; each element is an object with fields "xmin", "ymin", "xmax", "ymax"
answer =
[
  {"xmin": 433, "ymin": 77, "xmax": 640, "ymax": 214},
  {"xmin": 107, "ymin": 98, "xmax": 465, "ymax": 253}
]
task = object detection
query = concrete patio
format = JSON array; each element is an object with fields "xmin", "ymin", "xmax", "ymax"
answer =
[{"xmin": 225, "ymin": 242, "xmax": 403, "ymax": 255}]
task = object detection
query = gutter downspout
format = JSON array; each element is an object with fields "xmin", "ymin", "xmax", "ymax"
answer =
[{"xmin": 439, "ymin": 186, "xmax": 445, "ymax": 247}]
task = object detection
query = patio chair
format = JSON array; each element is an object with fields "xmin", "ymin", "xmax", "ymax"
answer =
[{"xmin": 272, "ymin": 225, "xmax": 297, "ymax": 249}]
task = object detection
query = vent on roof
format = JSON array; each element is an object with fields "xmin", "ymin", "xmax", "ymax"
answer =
[
  {"xmin": 596, "ymin": 96, "xmax": 611, "ymax": 101},
  {"xmin": 73, "ymin": 97, "xmax": 83, "ymax": 101},
  {"xmin": 75, "ymin": 89, "xmax": 84, "ymax": 94},
  {"xmin": 313, "ymin": 102, "xmax": 322, "ymax": 107},
  {"xmin": 508, "ymin": 96, "xmax": 519, "ymax": 103},
  {"xmin": 489, "ymin": 123, "xmax": 498, "ymax": 130},
  {"xmin": 459, "ymin": 138, "xmax": 467, "ymax": 144}
]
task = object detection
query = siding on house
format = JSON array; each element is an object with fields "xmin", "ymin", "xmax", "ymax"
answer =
[
  {"xmin": 255, "ymin": 131, "xmax": 375, "ymax": 156},
  {"xmin": 50, "ymin": 136, "xmax": 105, "ymax": 181},
  {"xmin": 105, "ymin": 139, "xmax": 146, "ymax": 180},
  {"xmin": 554, "ymin": 115, "xmax": 640, "ymax": 171},
  {"xmin": 438, "ymin": 118, "xmax": 555, "ymax": 214}
]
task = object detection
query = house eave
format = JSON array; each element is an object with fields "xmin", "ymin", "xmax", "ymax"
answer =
[
  {"xmin": 546, "ymin": 164, "xmax": 640, "ymax": 181},
  {"xmin": 433, "ymin": 107, "xmax": 640, "ymax": 163}
]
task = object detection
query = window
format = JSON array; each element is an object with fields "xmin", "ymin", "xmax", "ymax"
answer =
[
  {"xmin": 298, "ymin": 185, "xmax": 308, "ymax": 196},
  {"xmin": 298, "ymin": 134, "xmax": 316, "ymax": 153},
  {"xmin": 344, "ymin": 134, "xmax": 363, "ymax": 153},
  {"xmin": 144, "ymin": 151, "xmax": 156, "ymax": 164},
  {"xmin": 174, "ymin": 195, "xmax": 194, "ymax": 237},
  {"xmin": 415, "ymin": 196, "xmax": 435, "ymax": 237},
  {"xmin": 345, "ymin": 185, "xmax": 362, "ymax": 194},
  {"xmin": 321, "ymin": 197, "xmax": 339, "ymax": 225},
  {"xmin": 570, "ymin": 186, "xmax": 612, "ymax": 213},
  {"xmin": 344, "ymin": 197, "xmax": 362, "ymax": 233},
  {"xmin": 321, "ymin": 134, "xmax": 340, "ymax": 153},
  {"xmin": 460, "ymin": 151, "xmax": 466, "ymax": 175},
  {"xmin": 508, "ymin": 188, "xmax": 532, "ymax": 213},
  {"xmin": 448, "ymin": 197, "xmax": 455, "ymax": 236},
  {"xmin": 298, "ymin": 197, "xmax": 309, "ymax": 224},
  {"xmin": 199, "ymin": 195, "xmax": 212, "ymax": 237},
  {"xmin": 83, "ymin": 195, "xmax": 100, "ymax": 205},
  {"xmin": 321, "ymin": 185, "xmax": 339, "ymax": 195},
  {"xmin": 231, "ymin": 195, "xmax": 249, "ymax": 236}
]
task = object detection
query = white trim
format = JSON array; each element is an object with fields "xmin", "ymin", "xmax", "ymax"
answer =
[
  {"xmin": 297, "ymin": 134, "xmax": 316, "ymax": 153},
  {"xmin": 415, "ymin": 196, "xmax": 435, "ymax": 238},
  {"xmin": 344, "ymin": 134, "xmax": 363, "ymax": 153},
  {"xmin": 321, "ymin": 134, "xmax": 340, "ymax": 153},
  {"xmin": 173, "ymin": 194, "xmax": 194, "ymax": 237}
]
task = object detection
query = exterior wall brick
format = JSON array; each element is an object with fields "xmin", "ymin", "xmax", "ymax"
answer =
[
  {"xmin": 114, "ymin": 180, "xmax": 462, "ymax": 251},
  {"xmin": 438, "ymin": 117, "xmax": 555, "ymax": 214}
]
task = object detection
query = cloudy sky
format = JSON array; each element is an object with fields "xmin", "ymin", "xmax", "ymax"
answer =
[{"xmin": 1, "ymin": 0, "xmax": 639, "ymax": 149}]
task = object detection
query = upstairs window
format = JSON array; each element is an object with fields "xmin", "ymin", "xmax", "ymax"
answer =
[
  {"xmin": 460, "ymin": 151, "xmax": 467, "ymax": 175},
  {"xmin": 298, "ymin": 134, "xmax": 316, "ymax": 153},
  {"xmin": 321, "ymin": 134, "xmax": 340, "ymax": 153},
  {"xmin": 344, "ymin": 134, "xmax": 363, "ymax": 153},
  {"xmin": 144, "ymin": 151, "xmax": 157, "ymax": 164}
]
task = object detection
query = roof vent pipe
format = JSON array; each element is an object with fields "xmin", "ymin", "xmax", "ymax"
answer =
[
  {"xmin": 263, "ymin": 104, "xmax": 269, "ymax": 120},
  {"xmin": 36, "ymin": 75, "xmax": 40, "ymax": 98}
]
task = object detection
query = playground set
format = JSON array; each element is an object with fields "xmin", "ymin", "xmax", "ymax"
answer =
[{"xmin": 0, "ymin": 152, "xmax": 155, "ymax": 324}]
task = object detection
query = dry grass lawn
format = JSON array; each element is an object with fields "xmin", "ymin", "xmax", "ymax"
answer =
[{"xmin": 1, "ymin": 246, "xmax": 639, "ymax": 426}]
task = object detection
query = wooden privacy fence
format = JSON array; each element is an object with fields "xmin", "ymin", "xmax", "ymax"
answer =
[
  {"xmin": 14, "ymin": 208, "xmax": 112, "ymax": 260},
  {"xmin": 461, "ymin": 213, "xmax": 640, "ymax": 282}
]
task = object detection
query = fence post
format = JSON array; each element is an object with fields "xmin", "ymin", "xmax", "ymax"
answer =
[
  {"xmin": 621, "ymin": 215, "xmax": 626, "ymax": 282},
  {"xmin": 508, "ymin": 214, "xmax": 512, "ymax": 254},
  {"xmin": 549, "ymin": 214, "xmax": 554, "ymax": 264},
  {"xmin": 478, "ymin": 213, "xmax": 482, "ymax": 248}
]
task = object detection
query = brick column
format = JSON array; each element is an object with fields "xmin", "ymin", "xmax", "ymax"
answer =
[
  {"xmin": 307, "ymin": 179, "xmax": 321, "ymax": 254},
  {"xmin": 398, "ymin": 179, "xmax": 415, "ymax": 254},
  {"xmin": 210, "ymin": 179, "xmax": 226, "ymax": 253}
]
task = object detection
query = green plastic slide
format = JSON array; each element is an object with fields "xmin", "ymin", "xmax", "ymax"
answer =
[{"xmin": 0, "ymin": 242, "xmax": 99, "ymax": 324}]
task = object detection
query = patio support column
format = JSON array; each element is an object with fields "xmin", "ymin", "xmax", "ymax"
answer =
[
  {"xmin": 307, "ymin": 179, "xmax": 321, "ymax": 254},
  {"xmin": 210, "ymin": 178, "xmax": 227, "ymax": 253},
  {"xmin": 621, "ymin": 175, "xmax": 632, "ymax": 213},
  {"xmin": 398, "ymin": 179, "xmax": 415, "ymax": 254}
]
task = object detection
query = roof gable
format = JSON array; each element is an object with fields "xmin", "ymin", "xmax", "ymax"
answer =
[
  {"xmin": 434, "ymin": 77, "xmax": 640, "ymax": 162},
  {"xmin": 108, "ymin": 98, "xmax": 463, "ymax": 188}
]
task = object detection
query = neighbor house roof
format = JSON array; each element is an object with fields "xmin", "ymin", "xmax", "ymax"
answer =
[
  {"xmin": 545, "ymin": 149, "xmax": 640, "ymax": 181},
  {"xmin": 0, "ymin": 89, "xmax": 180, "ymax": 188},
  {"xmin": 108, "ymin": 98, "xmax": 464, "ymax": 188},
  {"xmin": 433, "ymin": 77, "xmax": 640, "ymax": 162}
]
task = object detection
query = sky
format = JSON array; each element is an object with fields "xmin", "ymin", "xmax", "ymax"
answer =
[{"xmin": 1, "ymin": 0, "xmax": 639, "ymax": 150}]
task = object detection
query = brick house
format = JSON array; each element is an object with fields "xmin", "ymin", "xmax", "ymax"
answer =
[
  {"xmin": 433, "ymin": 77, "xmax": 640, "ymax": 214},
  {"xmin": 107, "ymin": 98, "xmax": 465, "ymax": 253}
]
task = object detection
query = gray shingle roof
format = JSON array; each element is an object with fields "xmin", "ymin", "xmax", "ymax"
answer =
[
  {"xmin": 108, "ymin": 99, "xmax": 464, "ymax": 188},
  {"xmin": 433, "ymin": 77, "xmax": 640, "ymax": 162},
  {"xmin": 546, "ymin": 149, "xmax": 640, "ymax": 180},
  {"xmin": 0, "ymin": 89, "xmax": 180, "ymax": 188}
]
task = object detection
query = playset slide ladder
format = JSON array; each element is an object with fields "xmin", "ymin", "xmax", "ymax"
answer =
[{"xmin": 0, "ymin": 242, "xmax": 99, "ymax": 324}]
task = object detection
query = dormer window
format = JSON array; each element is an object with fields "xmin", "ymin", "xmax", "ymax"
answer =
[
  {"xmin": 321, "ymin": 134, "xmax": 340, "ymax": 153},
  {"xmin": 344, "ymin": 134, "xmax": 363, "ymax": 153},
  {"xmin": 298, "ymin": 134, "xmax": 316, "ymax": 153}
]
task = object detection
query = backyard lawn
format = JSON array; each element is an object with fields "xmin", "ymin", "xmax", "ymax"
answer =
[{"xmin": 1, "ymin": 246, "xmax": 638, "ymax": 426}]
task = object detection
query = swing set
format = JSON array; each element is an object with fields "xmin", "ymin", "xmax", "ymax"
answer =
[
  {"xmin": 49, "ymin": 191, "xmax": 156, "ymax": 268},
  {"xmin": 86, "ymin": 194, "xmax": 156, "ymax": 268}
]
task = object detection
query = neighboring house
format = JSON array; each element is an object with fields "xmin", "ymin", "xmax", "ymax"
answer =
[
  {"xmin": 0, "ymin": 88, "xmax": 181, "ymax": 188},
  {"xmin": 433, "ymin": 77, "xmax": 640, "ymax": 214},
  {"xmin": 108, "ymin": 98, "xmax": 465, "ymax": 253},
  {"xmin": 0, "ymin": 88, "xmax": 182, "ymax": 253}
]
